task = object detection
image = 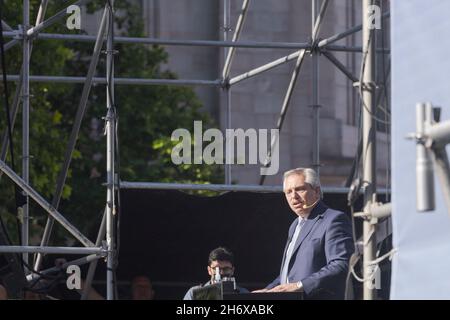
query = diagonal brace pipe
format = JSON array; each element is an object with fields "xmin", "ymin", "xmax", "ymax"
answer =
[{"xmin": 0, "ymin": 159, "xmax": 94, "ymax": 247}]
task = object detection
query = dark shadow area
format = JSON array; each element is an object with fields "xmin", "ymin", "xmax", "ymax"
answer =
[
  {"xmin": 5, "ymin": 189, "xmax": 389, "ymax": 300},
  {"xmin": 90, "ymin": 189, "xmax": 391, "ymax": 300}
]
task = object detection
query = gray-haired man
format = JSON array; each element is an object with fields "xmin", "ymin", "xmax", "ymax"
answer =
[{"xmin": 254, "ymin": 168, "xmax": 354, "ymax": 299}]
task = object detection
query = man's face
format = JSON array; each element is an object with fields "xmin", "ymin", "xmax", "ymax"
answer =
[
  {"xmin": 207, "ymin": 260, "xmax": 234, "ymax": 282},
  {"xmin": 283, "ymin": 173, "xmax": 320, "ymax": 218},
  {"xmin": 131, "ymin": 276, "xmax": 155, "ymax": 300}
]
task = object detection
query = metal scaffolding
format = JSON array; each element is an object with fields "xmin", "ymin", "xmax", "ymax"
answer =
[{"xmin": 0, "ymin": 0, "xmax": 390, "ymax": 300}]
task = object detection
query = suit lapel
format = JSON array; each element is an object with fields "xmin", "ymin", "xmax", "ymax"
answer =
[{"xmin": 290, "ymin": 201, "xmax": 327, "ymax": 257}]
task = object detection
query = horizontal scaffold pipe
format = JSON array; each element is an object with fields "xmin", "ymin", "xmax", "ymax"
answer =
[
  {"xmin": 2, "ymin": 31, "xmax": 311, "ymax": 49},
  {"xmin": 27, "ymin": 254, "xmax": 102, "ymax": 281},
  {"xmin": 119, "ymin": 181, "xmax": 389, "ymax": 194},
  {"xmin": 6, "ymin": 75, "xmax": 222, "ymax": 87},
  {"xmin": 0, "ymin": 246, "xmax": 105, "ymax": 255}
]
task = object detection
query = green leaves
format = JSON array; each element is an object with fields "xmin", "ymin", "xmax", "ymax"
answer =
[{"xmin": 0, "ymin": 0, "xmax": 222, "ymax": 244}]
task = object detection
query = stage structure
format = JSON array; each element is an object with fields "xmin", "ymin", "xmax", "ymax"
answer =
[{"xmin": 0, "ymin": 0, "xmax": 390, "ymax": 300}]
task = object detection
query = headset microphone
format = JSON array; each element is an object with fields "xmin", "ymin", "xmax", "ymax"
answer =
[{"xmin": 302, "ymin": 198, "xmax": 320, "ymax": 209}]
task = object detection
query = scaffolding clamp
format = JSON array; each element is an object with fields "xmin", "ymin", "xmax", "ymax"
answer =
[
  {"xmin": 309, "ymin": 37, "xmax": 322, "ymax": 55},
  {"xmin": 220, "ymin": 77, "xmax": 231, "ymax": 89},
  {"xmin": 354, "ymin": 202, "xmax": 392, "ymax": 224},
  {"xmin": 353, "ymin": 81, "xmax": 378, "ymax": 91}
]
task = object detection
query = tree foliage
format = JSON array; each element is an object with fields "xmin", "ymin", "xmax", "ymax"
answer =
[{"xmin": 0, "ymin": 0, "xmax": 222, "ymax": 245}]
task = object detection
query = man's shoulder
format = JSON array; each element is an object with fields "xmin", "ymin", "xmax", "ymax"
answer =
[
  {"xmin": 189, "ymin": 284, "xmax": 203, "ymax": 291},
  {"xmin": 322, "ymin": 206, "xmax": 350, "ymax": 223},
  {"xmin": 189, "ymin": 283, "xmax": 210, "ymax": 293},
  {"xmin": 183, "ymin": 284, "xmax": 205, "ymax": 300}
]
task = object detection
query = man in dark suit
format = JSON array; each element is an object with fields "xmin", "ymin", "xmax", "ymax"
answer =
[{"xmin": 255, "ymin": 168, "xmax": 354, "ymax": 299}]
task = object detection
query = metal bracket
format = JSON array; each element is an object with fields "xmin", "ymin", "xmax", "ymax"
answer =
[
  {"xmin": 354, "ymin": 202, "xmax": 391, "ymax": 224},
  {"xmin": 101, "ymin": 49, "xmax": 119, "ymax": 55},
  {"xmin": 221, "ymin": 26, "xmax": 234, "ymax": 33},
  {"xmin": 353, "ymin": 81, "xmax": 378, "ymax": 91},
  {"xmin": 101, "ymin": 241, "xmax": 109, "ymax": 257},
  {"xmin": 310, "ymin": 162, "xmax": 323, "ymax": 169},
  {"xmin": 308, "ymin": 37, "xmax": 322, "ymax": 55},
  {"xmin": 406, "ymin": 132, "xmax": 430, "ymax": 148},
  {"xmin": 220, "ymin": 77, "xmax": 231, "ymax": 90}
]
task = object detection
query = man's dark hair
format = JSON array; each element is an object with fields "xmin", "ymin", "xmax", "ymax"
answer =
[{"xmin": 208, "ymin": 247, "xmax": 234, "ymax": 266}]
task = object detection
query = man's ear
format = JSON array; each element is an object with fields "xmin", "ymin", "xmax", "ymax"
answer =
[{"xmin": 207, "ymin": 266, "xmax": 213, "ymax": 276}]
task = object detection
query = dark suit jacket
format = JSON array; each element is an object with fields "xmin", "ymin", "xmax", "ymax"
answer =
[{"xmin": 266, "ymin": 201, "xmax": 354, "ymax": 299}]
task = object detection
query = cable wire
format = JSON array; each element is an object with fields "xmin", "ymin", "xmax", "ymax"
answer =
[{"xmin": 358, "ymin": 30, "xmax": 390, "ymax": 125}]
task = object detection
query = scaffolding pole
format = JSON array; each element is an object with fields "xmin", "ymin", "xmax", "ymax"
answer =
[
  {"xmin": 35, "ymin": 0, "xmax": 49, "ymax": 25},
  {"xmin": 223, "ymin": 0, "xmax": 231, "ymax": 184},
  {"xmin": 322, "ymin": 51, "xmax": 359, "ymax": 83},
  {"xmin": 258, "ymin": 48, "xmax": 307, "ymax": 186},
  {"xmin": 1, "ymin": 0, "xmax": 48, "ymax": 175},
  {"xmin": 27, "ymin": 253, "xmax": 103, "ymax": 281},
  {"xmin": 326, "ymin": 44, "xmax": 390, "ymax": 53},
  {"xmin": 0, "ymin": 246, "xmax": 104, "ymax": 255},
  {"xmin": 0, "ymin": 73, "xmax": 21, "ymax": 165},
  {"xmin": 318, "ymin": 22, "xmax": 363, "ymax": 48},
  {"xmin": 119, "ymin": 181, "xmax": 374, "ymax": 194},
  {"xmin": 2, "ymin": 30, "xmax": 390, "ymax": 54},
  {"xmin": 5, "ymin": 0, "xmax": 91, "ymax": 51},
  {"xmin": 2, "ymin": 31, "xmax": 311, "ymax": 49},
  {"xmin": 81, "ymin": 210, "xmax": 106, "ymax": 300},
  {"xmin": 5, "ymin": 74, "xmax": 221, "ymax": 86},
  {"xmin": 229, "ymin": 51, "xmax": 301, "ymax": 86},
  {"xmin": 311, "ymin": 0, "xmax": 329, "ymax": 40},
  {"xmin": 34, "ymin": 5, "xmax": 108, "ymax": 273},
  {"xmin": 311, "ymin": 0, "xmax": 327, "ymax": 175},
  {"xmin": 27, "ymin": 0, "xmax": 90, "ymax": 37},
  {"xmin": 0, "ymin": 159, "xmax": 94, "ymax": 247},
  {"xmin": 0, "ymin": 1, "xmax": 392, "ymax": 300},
  {"xmin": 222, "ymin": 0, "xmax": 250, "ymax": 79},
  {"xmin": 105, "ymin": 0, "xmax": 116, "ymax": 300},
  {"xmin": 318, "ymin": 11, "xmax": 389, "ymax": 48},
  {"xmin": 362, "ymin": 0, "xmax": 377, "ymax": 300},
  {"xmin": 21, "ymin": 0, "xmax": 30, "ymax": 269},
  {"xmin": 259, "ymin": 0, "xmax": 329, "ymax": 185},
  {"xmin": 1, "ymin": 20, "xmax": 13, "ymax": 31}
]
